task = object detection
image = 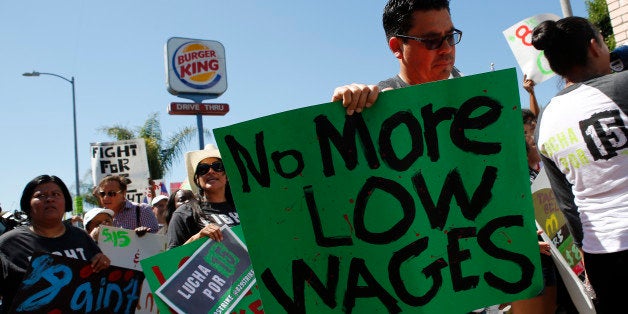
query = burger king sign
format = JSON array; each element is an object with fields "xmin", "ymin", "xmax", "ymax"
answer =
[{"xmin": 165, "ymin": 37, "xmax": 227, "ymax": 96}]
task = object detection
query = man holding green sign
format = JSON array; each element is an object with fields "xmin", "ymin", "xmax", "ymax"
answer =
[
  {"xmin": 214, "ymin": 68, "xmax": 542, "ymax": 312},
  {"xmin": 210, "ymin": 1, "xmax": 541, "ymax": 312}
]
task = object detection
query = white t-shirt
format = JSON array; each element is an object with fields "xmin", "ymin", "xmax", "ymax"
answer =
[{"xmin": 537, "ymin": 71, "xmax": 628, "ymax": 253}]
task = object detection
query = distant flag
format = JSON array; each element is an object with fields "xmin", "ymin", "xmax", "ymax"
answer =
[
  {"xmin": 170, "ymin": 182, "xmax": 182, "ymax": 192},
  {"xmin": 159, "ymin": 181, "xmax": 169, "ymax": 196},
  {"xmin": 142, "ymin": 179, "xmax": 168, "ymax": 203}
]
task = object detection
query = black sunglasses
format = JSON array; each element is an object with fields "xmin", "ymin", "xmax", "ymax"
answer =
[
  {"xmin": 196, "ymin": 162, "xmax": 225, "ymax": 176},
  {"xmin": 395, "ymin": 29, "xmax": 463, "ymax": 50}
]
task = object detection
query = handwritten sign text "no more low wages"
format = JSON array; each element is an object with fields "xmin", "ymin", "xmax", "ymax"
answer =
[{"xmin": 213, "ymin": 69, "xmax": 542, "ymax": 313}]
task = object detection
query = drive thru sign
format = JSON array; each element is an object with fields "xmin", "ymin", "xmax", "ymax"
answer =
[
  {"xmin": 168, "ymin": 102, "xmax": 229, "ymax": 116},
  {"xmin": 164, "ymin": 36, "xmax": 229, "ymax": 149}
]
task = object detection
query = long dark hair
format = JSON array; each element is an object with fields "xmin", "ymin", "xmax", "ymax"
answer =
[
  {"xmin": 532, "ymin": 17, "xmax": 601, "ymax": 79},
  {"xmin": 20, "ymin": 175, "xmax": 73, "ymax": 217},
  {"xmin": 163, "ymin": 189, "xmax": 196, "ymax": 232}
]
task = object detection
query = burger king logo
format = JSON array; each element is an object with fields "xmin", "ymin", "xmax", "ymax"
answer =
[{"xmin": 172, "ymin": 41, "xmax": 222, "ymax": 90}]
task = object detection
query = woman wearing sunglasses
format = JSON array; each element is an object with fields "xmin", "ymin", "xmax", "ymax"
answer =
[
  {"xmin": 93, "ymin": 175, "xmax": 160, "ymax": 235},
  {"xmin": 167, "ymin": 144, "xmax": 239, "ymax": 248}
]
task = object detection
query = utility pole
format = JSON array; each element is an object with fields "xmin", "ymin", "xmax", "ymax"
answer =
[{"xmin": 560, "ymin": 0, "xmax": 573, "ymax": 17}]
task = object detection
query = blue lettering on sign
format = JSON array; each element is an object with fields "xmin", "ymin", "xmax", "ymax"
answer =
[
  {"xmin": 13, "ymin": 254, "xmax": 143, "ymax": 313},
  {"xmin": 122, "ymin": 277, "xmax": 141, "ymax": 313},
  {"xmin": 71, "ymin": 282, "xmax": 94, "ymax": 311},
  {"xmin": 17, "ymin": 255, "xmax": 72, "ymax": 311}
]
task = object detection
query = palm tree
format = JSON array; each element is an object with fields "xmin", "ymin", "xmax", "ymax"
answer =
[{"xmin": 99, "ymin": 112, "xmax": 211, "ymax": 180}]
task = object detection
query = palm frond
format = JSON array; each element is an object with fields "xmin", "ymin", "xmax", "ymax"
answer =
[
  {"xmin": 98, "ymin": 115, "xmax": 212, "ymax": 179},
  {"xmin": 138, "ymin": 112, "xmax": 162, "ymax": 143},
  {"xmin": 160, "ymin": 127, "xmax": 198, "ymax": 173},
  {"xmin": 98, "ymin": 125, "xmax": 135, "ymax": 141},
  {"xmin": 144, "ymin": 137, "xmax": 163, "ymax": 179}
]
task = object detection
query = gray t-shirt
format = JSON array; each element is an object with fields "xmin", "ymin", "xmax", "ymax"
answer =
[{"xmin": 377, "ymin": 66, "xmax": 463, "ymax": 90}]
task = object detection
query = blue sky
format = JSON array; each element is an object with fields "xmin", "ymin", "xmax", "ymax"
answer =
[{"xmin": 0, "ymin": 1, "xmax": 588, "ymax": 211}]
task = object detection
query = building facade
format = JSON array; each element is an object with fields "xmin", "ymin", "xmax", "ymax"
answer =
[{"xmin": 607, "ymin": 0, "xmax": 628, "ymax": 45}]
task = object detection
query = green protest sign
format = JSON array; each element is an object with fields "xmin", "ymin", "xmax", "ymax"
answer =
[
  {"xmin": 214, "ymin": 69, "xmax": 542, "ymax": 313},
  {"xmin": 156, "ymin": 227, "xmax": 256, "ymax": 313},
  {"xmin": 141, "ymin": 237, "xmax": 205, "ymax": 313},
  {"xmin": 140, "ymin": 225, "xmax": 264, "ymax": 314}
]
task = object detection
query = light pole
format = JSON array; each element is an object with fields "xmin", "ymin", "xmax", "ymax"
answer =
[
  {"xmin": 22, "ymin": 71, "xmax": 80, "ymax": 203},
  {"xmin": 559, "ymin": 0, "xmax": 573, "ymax": 17}
]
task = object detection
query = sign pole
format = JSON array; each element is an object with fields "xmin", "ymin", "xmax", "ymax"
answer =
[
  {"xmin": 165, "ymin": 38, "xmax": 229, "ymax": 150},
  {"xmin": 167, "ymin": 101, "xmax": 230, "ymax": 149},
  {"xmin": 197, "ymin": 114, "xmax": 204, "ymax": 149},
  {"xmin": 177, "ymin": 93, "xmax": 219, "ymax": 149}
]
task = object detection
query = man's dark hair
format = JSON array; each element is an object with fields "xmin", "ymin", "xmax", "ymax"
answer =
[
  {"xmin": 383, "ymin": 0, "xmax": 451, "ymax": 40},
  {"xmin": 20, "ymin": 175, "xmax": 73, "ymax": 217}
]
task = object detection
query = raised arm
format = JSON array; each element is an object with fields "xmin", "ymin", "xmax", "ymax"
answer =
[{"xmin": 523, "ymin": 74, "xmax": 540, "ymax": 116}]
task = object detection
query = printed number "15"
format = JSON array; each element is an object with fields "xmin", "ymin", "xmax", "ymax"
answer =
[{"xmin": 102, "ymin": 228, "xmax": 131, "ymax": 247}]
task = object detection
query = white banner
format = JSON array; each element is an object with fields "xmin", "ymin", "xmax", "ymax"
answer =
[
  {"xmin": 99, "ymin": 226, "xmax": 168, "ymax": 314},
  {"xmin": 90, "ymin": 138, "xmax": 150, "ymax": 203},
  {"xmin": 503, "ymin": 13, "xmax": 560, "ymax": 84}
]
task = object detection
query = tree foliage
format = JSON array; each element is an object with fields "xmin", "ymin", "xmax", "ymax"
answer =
[
  {"xmin": 81, "ymin": 170, "xmax": 99, "ymax": 207},
  {"xmin": 587, "ymin": 0, "xmax": 616, "ymax": 50}
]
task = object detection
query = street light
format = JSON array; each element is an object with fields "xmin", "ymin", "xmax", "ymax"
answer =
[
  {"xmin": 559, "ymin": 0, "xmax": 573, "ymax": 17},
  {"xmin": 22, "ymin": 71, "xmax": 80, "ymax": 204}
]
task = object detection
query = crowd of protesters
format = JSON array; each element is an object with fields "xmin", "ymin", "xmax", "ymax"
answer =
[{"xmin": 1, "ymin": 1, "xmax": 626, "ymax": 313}]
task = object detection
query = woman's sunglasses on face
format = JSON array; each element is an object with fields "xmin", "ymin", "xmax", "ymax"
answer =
[{"xmin": 195, "ymin": 161, "xmax": 225, "ymax": 176}]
